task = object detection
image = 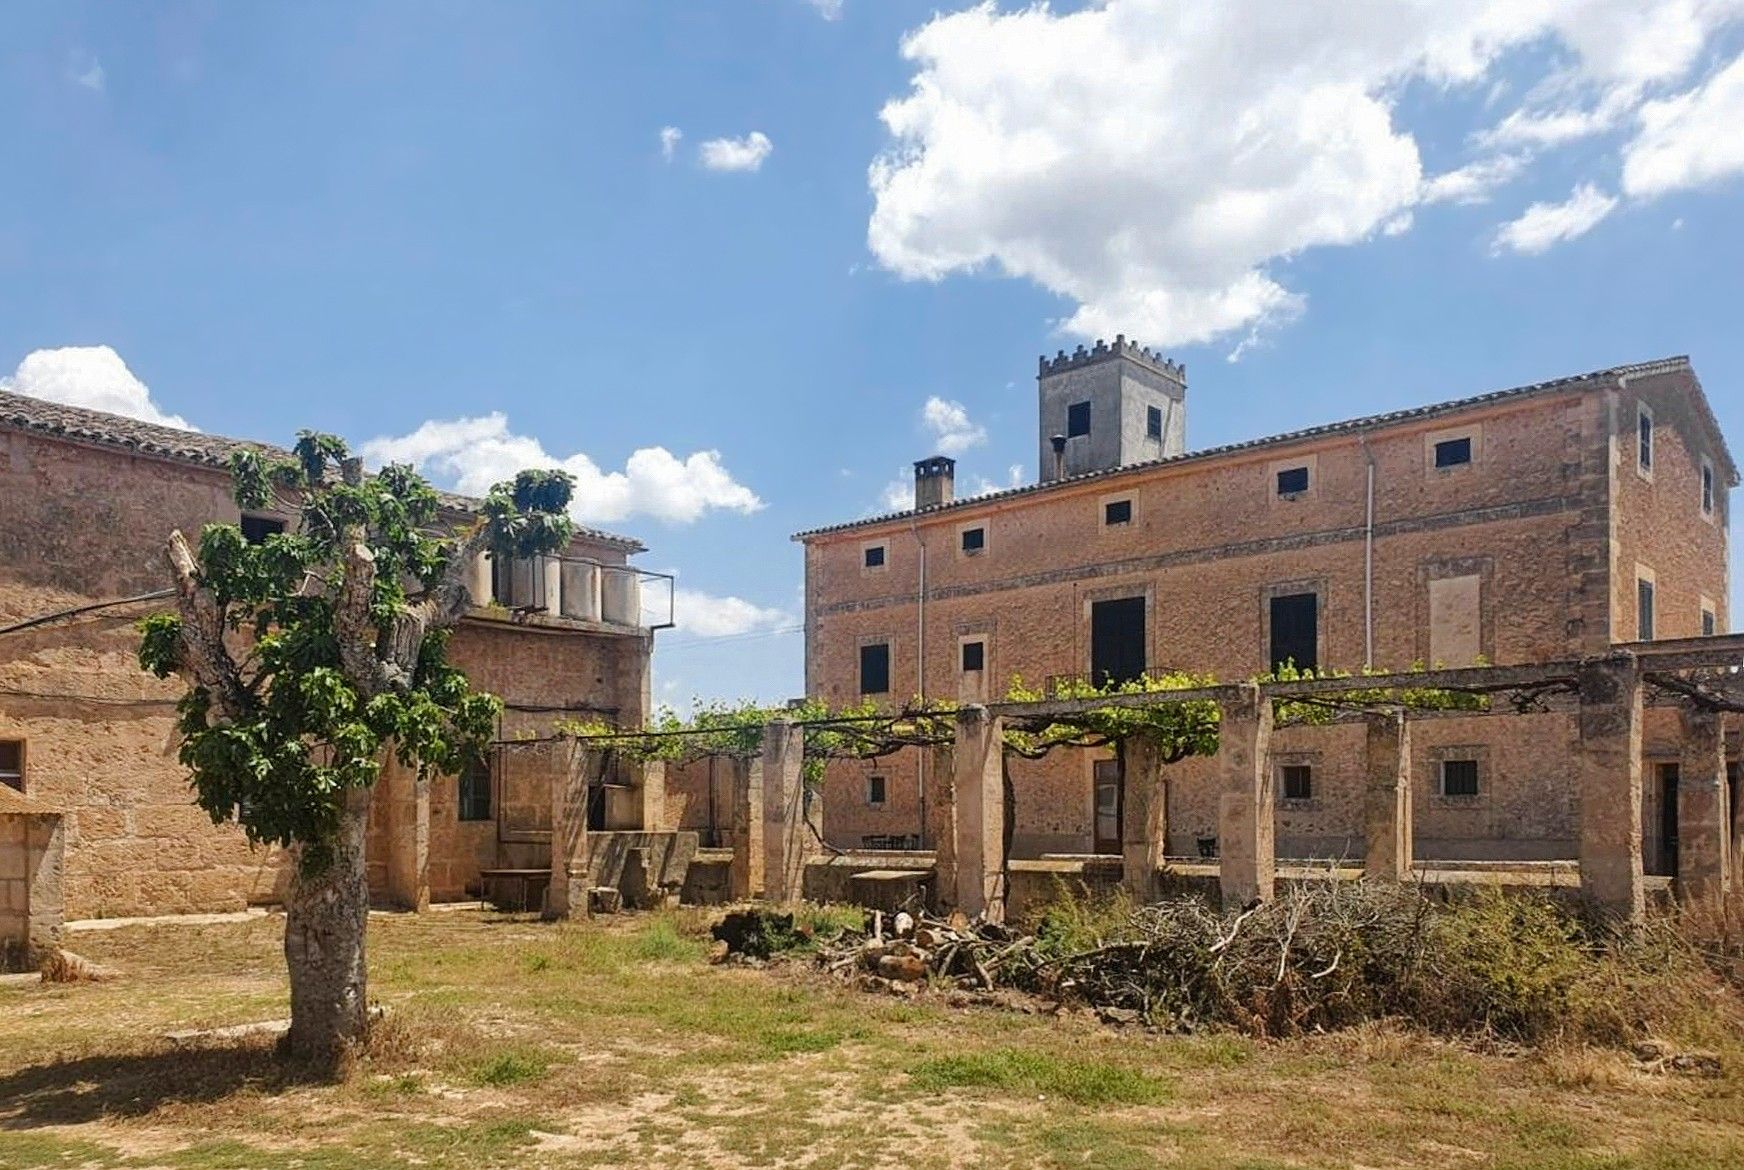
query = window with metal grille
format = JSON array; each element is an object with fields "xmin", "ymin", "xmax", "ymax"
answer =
[
  {"xmin": 1638, "ymin": 407, "xmax": 1654, "ymax": 472},
  {"xmin": 1276, "ymin": 466, "xmax": 1309, "ymax": 495},
  {"xmin": 1434, "ymin": 437, "xmax": 1472, "ymax": 468},
  {"xmin": 458, "ymin": 752, "xmax": 493, "ymax": 821},
  {"xmin": 860, "ymin": 642, "xmax": 890, "ymax": 694},
  {"xmin": 961, "ymin": 640, "xmax": 985, "ymax": 672},
  {"xmin": 1090, "ymin": 596, "xmax": 1146, "ymax": 686},
  {"xmin": 1067, "ymin": 401, "xmax": 1091, "ymax": 438},
  {"xmin": 866, "ymin": 775, "xmax": 886, "ymax": 806},
  {"xmin": 1104, "ymin": 499, "xmax": 1132, "ymax": 526},
  {"xmin": 1146, "ymin": 405, "xmax": 1163, "ymax": 440},
  {"xmin": 1703, "ymin": 609, "xmax": 1717, "ymax": 637},
  {"xmin": 0, "ymin": 740, "xmax": 22, "ymax": 793},
  {"xmin": 1638, "ymin": 578, "xmax": 1655, "ymax": 641},
  {"xmin": 863, "ymin": 545, "xmax": 885, "ymax": 569},
  {"xmin": 1441, "ymin": 758, "xmax": 1480, "ymax": 797},
  {"xmin": 961, "ymin": 527, "xmax": 985, "ymax": 554},
  {"xmin": 240, "ymin": 514, "xmax": 286, "ymax": 545},
  {"xmin": 1268, "ymin": 592, "xmax": 1318, "ymax": 673},
  {"xmin": 1281, "ymin": 764, "xmax": 1312, "ymax": 801}
]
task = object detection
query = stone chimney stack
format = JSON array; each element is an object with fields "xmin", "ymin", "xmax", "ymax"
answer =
[
  {"xmin": 1037, "ymin": 335, "xmax": 1187, "ymax": 482},
  {"xmin": 913, "ymin": 456, "xmax": 955, "ymax": 510}
]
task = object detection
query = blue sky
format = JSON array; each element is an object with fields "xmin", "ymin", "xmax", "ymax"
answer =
[{"xmin": 3, "ymin": 1, "xmax": 1742, "ymax": 713}]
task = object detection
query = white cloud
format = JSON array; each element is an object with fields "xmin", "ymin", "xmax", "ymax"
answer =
[
  {"xmin": 1621, "ymin": 50, "xmax": 1744, "ymax": 198},
  {"xmin": 659, "ymin": 125, "xmax": 683, "ymax": 161},
  {"xmin": 361, "ymin": 413, "xmax": 763, "ymax": 525},
  {"xmin": 698, "ymin": 131, "xmax": 773, "ymax": 173},
  {"xmin": 665, "ymin": 588, "xmax": 793, "ymax": 638},
  {"xmin": 1490, "ymin": 184, "xmax": 1619, "ymax": 255},
  {"xmin": 1, "ymin": 346, "xmax": 196, "ymax": 430},
  {"xmin": 877, "ymin": 476, "xmax": 912, "ymax": 513},
  {"xmin": 920, "ymin": 396, "xmax": 986, "ymax": 455},
  {"xmin": 967, "ymin": 464, "xmax": 1025, "ymax": 497},
  {"xmin": 867, "ymin": 1, "xmax": 1744, "ymax": 346},
  {"xmin": 804, "ymin": 0, "xmax": 844, "ymax": 20},
  {"xmin": 68, "ymin": 53, "xmax": 104, "ymax": 92}
]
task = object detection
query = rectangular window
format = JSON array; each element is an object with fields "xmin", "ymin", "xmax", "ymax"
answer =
[
  {"xmin": 863, "ymin": 545, "xmax": 885, "ymax": 569},
  {"xmin": 1090, "ymin": 596, "xmax": 1146, "ymax": 687},
  {"xmin": 458, "ymin": 751, "xmax": 493, "ymax": 821},
  {"xmin": 1269, "ymin": 592, "xmax": 1319, "ymax": 673},
  {"xmin": 1433, "ymin": 437, "xmax": 1472, "ymax": 469},
  {"xmin": 860, "ymin": 642, "xmax": 891, "ymax": 695},
  {"xmin": 1441, "ymin": 758, "xmax": 1480, "ymax": 798},
  {"xmin": 1702, "ymin": 609, "xmax": 1717, "ymax": 637},
  {"xmin": 1146, "ymin": 405, "xmax": 1163, "ymax": 440},
  {"xmin": 961, "ymin": 527, "xmax": 985, "ymax": 554},
  {"xmin": 1276, "ymin": 466, "xmax": 1310, "ymax": 496},
  {"xmin": 1281, "ymin": 764, "xmax": 1312, "ymax": 801},
  {"xmin": 1092, "ymin": 758, "xmax": 1121, "ymax": 855},
  {"xmin": 1066, "ymin": 400, "xmax": 1091, "ymax": 438},
  {"xmin": 240, "ymin": 514, "xmax": 286, "ymax": 545},
  {"xmin": 1701, "ymin": 460, "xmax": 1715, "ymax": 516},
  {"xmin": 1637, "ymin": 577, "xmax": 1655, "ymax": 641},
  {"xmin": 961, "ymin": 640, "xmax": 985, "ymax": 672},
  {"xmin": 866, "ymin": 775, "xmax": 886, "ymax": 807},
  {"xmin": 1103, "ymin": 499, "xmax": 1132, "ymax": 526},
  {"xmin": 1638, "ymin": 406, "xmax": 1654, "ymax": 473},
  {"xmin": 0, "ymin": 740, "xmax": 22, "ymax": 793}
]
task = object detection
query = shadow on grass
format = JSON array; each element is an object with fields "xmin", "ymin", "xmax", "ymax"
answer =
[{"xmin": 0, "ymin": 1039, "xmax": 337, "ymax": 1128}]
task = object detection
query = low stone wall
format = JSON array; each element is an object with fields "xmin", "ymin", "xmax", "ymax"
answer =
[{"xmin": 0, "ymin": 803, "xmax": 64, "ymax": 968}]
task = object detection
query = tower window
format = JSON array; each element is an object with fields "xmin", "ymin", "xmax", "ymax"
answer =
[
  {"xmin": 1638, "ymin": 406, "xmax": 1654, "ymax": 473},
  {"xmin": 1066, "ymin": 401, "xmax": 1091, "ymax": 438},
  {"xmin": 1433, "ymin": 437, "xmax": 1472, "ymax": 469},
  {"xmin": 961, "ymin": 527, "xmax": 986, "ymax": 554},
  {"xmin": 1701, "ymin": 460, "xmax": 1715, "ymax": 516},
  {"xmin": 1702, "ymin": 608, "xmax": 1717, "ymax": 637},
  {"xmin": 1281, "ymin": 764, "xmax": 1312, "ymax": 801},
  {"xmin": 860, "ymin": 642, "xmax": 891, "ymax": 695},
  {"xmin": 1104, "ymin": 499, "xmax": 1132, "ymax": 526},
  {"xmin": 1276, "ymin": 466, "xmax": 1310, "ymax": 496},
  {"xmin": 1637, "ymin": 577, "xmax": 1655, "ymax": 641},
  {"xmin": 1146, "ymin": 405, "xmax": 1163, "ymax": 440},
  {"xmin": 961, "ymin": 640, "xmax": 985, "ymax": 672}
]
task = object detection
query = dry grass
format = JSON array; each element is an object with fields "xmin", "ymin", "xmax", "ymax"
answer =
[{"xmin": 2, "ymin": 905, "xmax": 1742, "ymax": 1169}]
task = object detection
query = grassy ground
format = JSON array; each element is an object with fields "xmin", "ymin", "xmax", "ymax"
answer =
[{"xmin": 2, "ymin": 907, "xmax": 1742, "ymax": 1169}]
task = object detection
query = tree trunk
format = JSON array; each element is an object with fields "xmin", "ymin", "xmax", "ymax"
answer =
[{"xmin": 283, "ymin": 787, "xmax": 373, "ymax": 1060}]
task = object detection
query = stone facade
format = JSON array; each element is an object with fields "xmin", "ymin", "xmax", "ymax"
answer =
[
  {"xmin": 0, "ymin": 391, "xmax": 655, "ymax": 920},
  {"xmin": 797, "ymin": 355, "xmax": 1737, "ymax": 864}
]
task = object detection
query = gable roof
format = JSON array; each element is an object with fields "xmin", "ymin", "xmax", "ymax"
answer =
[
  {"xmin": 0, "ymin": 389, "xmax": 644, "ymax": 553},
  {"xmin": 794, "ymin": 356, "xmax": 1734, "ymax": 541}
]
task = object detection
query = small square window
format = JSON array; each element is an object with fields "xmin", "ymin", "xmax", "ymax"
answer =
[
  {"xmin": 1281, "ymin": 764, "xmax": 1312, "ymax": 801},
  {"xmin": 1702, "ymin": 609, "xmax": 1717, "ymax": 637},
  {"xmin": 1638, "ymin": 408, "xmax": 1654, "ymax": 473},
  {"xmin": 0, "ymin": 740, "xmax": 22, "ymax": 793},
  {"xmin": 240, "ymin": 514, "xmax": 287, "ymax": 545},
  {"xmin": 1276, "ymin": 466, "xmax": 1310, "ymax": 496},
  {"xmin": 866, "ymin": 775, "xmax": 887, "ymax": 807},
  {"xmin": 1434, "ymin": 437, "xmax": 1472, "ymax": 469},
  {"xmin": 863, "ymin": 545, "xmax": 886, "ymax": 569},
  {"xmin": 458, "ymin": 751, "xmax": 493, "ymax": 821},
  {"xmin": 1637, "ymin": 578, "xmax": 1655, "ymax": 641},
  {"xmin": 1441, "ymin": 759, "xmax": 1480, "ymax": 798},
  {"xmin": 1146, "ymin": 405, "xmax": 1163, "ymax": 440},
  {"xmin": 961, "ymin": 527, "xmax": 985, "ymax": 554},
  {"xmin": 860, "ymin": 642, "xmax": 891, "ymax": 695},
  {"xmin": 1104, "ymin": 499, "xmax": 1132, "ymax": 526},
  {"xmin": 1701, "ymin": 461, "xmax": 1714, "ymax": 516},
  {"xmin": 1066, "ymin": 401, "xmax": 1091, "ymax": 438},
  {"xmin": 961, "ymin": 640, "xmax": 985, "ymax": 672}
]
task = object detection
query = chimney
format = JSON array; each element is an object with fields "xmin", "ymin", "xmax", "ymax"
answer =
[
  {"xmin": 913, "ymin": 456, "xmax": 955, "ymax": 510},
  {"xmin": 1049, "ymin": 434, "xmax": 1067, "ymax": 481}
]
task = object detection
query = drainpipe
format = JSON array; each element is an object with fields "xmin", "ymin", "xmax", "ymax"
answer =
[
  {"xmin": 909, "ymin": 515, "xmax": 929, "ymax": 846},
  {"xmin": 1361, "ymin": 435, "xmax": 1376, "ymax": 670}
]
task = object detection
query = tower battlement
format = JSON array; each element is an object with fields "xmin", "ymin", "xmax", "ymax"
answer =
[{"xmin": 1039, "ymin": 334, "xmax": 1185, "ymax": 384}]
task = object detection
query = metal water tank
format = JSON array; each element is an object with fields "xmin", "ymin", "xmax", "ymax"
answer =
[
  {"xmin": 600, "ymin": 568, "xmax": 641, "ymax": 626},
  {"xmin": 559, "ymin": 560, "xmax": 601, "ymax": 621}
]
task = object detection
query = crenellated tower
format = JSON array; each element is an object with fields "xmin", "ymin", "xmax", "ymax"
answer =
[{"xmin": 1037, "ymin": 335, "xmax": 1186, "ymax": 481}]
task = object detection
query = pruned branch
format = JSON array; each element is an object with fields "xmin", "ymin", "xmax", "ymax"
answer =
[{"xmin": 164, "ymin": 529, "xmax": 252, "ymax": 720}]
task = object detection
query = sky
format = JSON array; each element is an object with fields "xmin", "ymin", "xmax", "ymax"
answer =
[{"xmin": 3, "ymin": 0, "xmax": 1743, "ymax": 715}]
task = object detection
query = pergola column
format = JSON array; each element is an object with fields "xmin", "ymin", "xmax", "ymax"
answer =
[
  {"xmin": 952, "ymin": 705, "xmax": 1006, "ymax": 922},
  {"xmin": 1121, "ymin": 735, "xmax": 1167, "ymax": 902},
  {"xmin": 1678, "ymin": 705, "xmax": 1732, "ymax": 905},
  {"xmin": 1576, "ymin": 654, "xmax": 1645, "ymax": 923},
  {"xmin": 639, "ymin": 758, "xmax": 667, "ymax": 831},
  {"xmin": 760, "ymin": 719, "xmax": 810, "ymax": 905},
  {"xmin": 1217, "ymin": 683, "xmax": 1275, "ymax": 909},
  {"xmin": 546, "ymin": 744, "xmax": 593, "ymax": 919},
  {"xmin": 728, "ymin": 753, "xmax": 765, "ymax": 901},
  {"xmin": 1363, "ymin": 709, "xmax": 1413, "ymax": 882},
  {"xmin": 925, "ymin": 742, "xmax": 958, "ymax": 913}
]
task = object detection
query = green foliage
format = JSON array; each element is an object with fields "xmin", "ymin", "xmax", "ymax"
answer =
[
  {"xmin": 138, "ymin": 433, "xmax": 574, "ymax": 873},
  {"xmin": 907, "ymin": 1047, "xmax": 1170, "ymax": 1105},
  {"xmin": 1263, "ymin": 660, "xmax": 1491, "ymax": 725},
  {"xmin": 1003, "ymin": 671, "xmax": 1221, "ymax": 764}
]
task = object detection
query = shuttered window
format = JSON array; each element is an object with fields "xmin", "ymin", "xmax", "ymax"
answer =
[
  {"xmin": 860, "ymin": 643, "xmax": 891, "ymax": 695},
  {"xmin": 1067, "ymin": 401, "xmax": 1091, "ymax": 438},
  {"xmin": 1090, "ymin": 597, "xmax": 1146, "ymax": 687},
  {"xmin": 1269, "ymin": 592, "xmax": 1318, "ymax": 673}
]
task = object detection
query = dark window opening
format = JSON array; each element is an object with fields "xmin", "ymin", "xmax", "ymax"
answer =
[
  {"xmin": 1638, "ymin": 578, "xmax": 1655, "ymax": 641},
  {"xmin": 1276, "ymin": 466, "xmax": 1310, "ymax": 495},
  {"xmin": 1702, "ymin": 464, "xmax": 1715, "ymax": 515},
  {"xmin": 1090, "ymin": 596, "xmax": 1146, "ymax": 687},
  {"xmin": 1441, "ymin": 759, "xmax": 1480, "ymax": 798},
  {"xmin": 1146, "ymin": 405, "xmax": 1163, "ymax": 440},
  {"xmin": 0, "ymin": 740, "xmax": 21, "ymax": 793},
  {"xmin": 961, "ymin": 527, "xmax": 986, "ymax": 554},
  {"xmin": 1703, "ymin": 609, "xmax": 1717, "ymax": 637},
  {"xmin": 866, "ymin": 775, "xmax": 886, "ymax": 806},
  {"xmin": 961, "ymin": 640, "xmax": 985, "ymax": 672},
  {"xmin": 1104, "ymin": 499, "xmax": 1132, "ymax": 526},
  {"xmin": 1656, "ymin": 763, "xmax": 1679, "ymax": 877},
  {"xmin": 1638, "ymin": 409, "xmax": 1654, "ymax": 471},
  {"xmin": 1093, "ymin": 759, "xmax": 1122, "ymax": 855},
  {"xmin": 1066, "ymin": 401, "xmax": 1091, "ymax": 438},
  {"xmin": 860, "ymin": 642, "xmax": 891, "ymax": 695},
  {"xmin": 458, "ymin": 751, "xmax": 493, "ymax": 822},
  {"xmin": 1281, "ymin": 764, "xmax": 1312, "ymax": 801},
  {"xmin": 240, "ymin": 514, "xmax": 286, "ymax": 545},
  {"xmin": 1434, "ymin": 437, "xmax": 1472, "ymax": 469},
  {"xmin": 863, "ymin": 545, "xmax": 885, "ymax": 569},
  {"xmin": 1268, "ymin": 592, "xmax": 1319, "ymax": 673}
]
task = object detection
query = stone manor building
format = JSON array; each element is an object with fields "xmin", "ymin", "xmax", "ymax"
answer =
[
  {"xmin": 796, "ymin": 343, "xmax": 1737, "ymax": 870},
  {"xmin": 0, "ymin": 390, "xmax": 661, "ymax": 928}
]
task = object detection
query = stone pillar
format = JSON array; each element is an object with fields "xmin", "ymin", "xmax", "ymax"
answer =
[
  {"xmin": 1363, "ymin": 710, "xmax": 1412, "ymax": 882},
  {"xmin": 761, "ymin": 720, "xmax": 810, "ymax": 905},
  {"xmin": 639, "ymin": 758, "xmax": 667, "ymax": 831},
  {"xmin": 952, "ymin": 705, "xmax": 1006, "ymax": 922},
  {"xmin": 1217, "ymin": 683, "xmax": 1275, "ymax": 909},
  {"xmin": 545, "ymin": 744, "xmax": 593, "ymax": 919},
  {"xmin": 382, "ymin": 762, "xmax": 430, "ymax": 912},
  {"xmin": 1121, "ymin": 735, "xmax": 1167, "ymax": 902},
  {"xmin": 1577, "ymin": 654, "xmax": 1645, "ymax": 923},
  {"xmin": 925, "ymin": 742, "xmax": 958, "ymax": 913},
  {"xmin": 728, "ymin": 754, "xmax": 765, "ymax": 901},
  {"xmin": 1678, "ymin": 706, "xmax": 1732, "ymax": 905},
  {"xmin": 26, "ymin": 813, "xmax": 65, "ymax": 960}
]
